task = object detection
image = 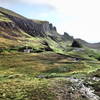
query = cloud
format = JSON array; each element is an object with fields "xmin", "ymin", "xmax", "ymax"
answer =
[
  {"xmin": 17, "ymin": 0, "xmax": 100, "ymax": 16},
  {"xmin": 0, "ymin": 0, "xmax": 11, "ymax": 7},
  {"xmin": 0, "ymin": 0, "xmax": 16, "ymax": 5}
]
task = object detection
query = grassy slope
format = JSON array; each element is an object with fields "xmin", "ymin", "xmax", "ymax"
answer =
[
  {"xmin": 0, "ymin": 7, "xmax": 100, "ymax": 100},
  {"xmin": 0, "ymin": 7, "xmax": 26, "ymax": 18},
  {"xmin": 0, "ymin": 7, "xmax": 63, "ymax": 53},
  {"xmin": 0, "ymin": 10, "xmax": 45, "ymax": 49},
  {"xmin": 0, "ymin": 51, "xmax": 100, "ymax": 100}
]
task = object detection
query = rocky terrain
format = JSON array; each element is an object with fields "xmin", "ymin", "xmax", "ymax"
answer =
[{"xmin": 0, "ymin": 7, "xmax": 100, "ymax": 100}]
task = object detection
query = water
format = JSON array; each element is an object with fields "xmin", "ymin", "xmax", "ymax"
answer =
[{"xmin": 67, "ymin": 77, "xmax": 100, "ymax": 100}]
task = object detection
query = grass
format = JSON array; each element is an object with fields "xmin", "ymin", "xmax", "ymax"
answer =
[
  {"xmin": 0, "ymin": 78, "xmax": 55, "ymax": 100},
  {"xmin": 0, "ymin": 34, "xmax": 100, "ymax": 100},
  {"xmin": 0, "ymin": 16, "xmax": 12, "ymax": 22},
  {"xmin": 0, "ymin": 51, "xmax": 100, "ymax": 100},
  {"xmin": 0, "ymin": 7, "xmax": 25, "ymax": 19},
  {"xmin": 0, "ymin": 52, "xmax": 100, "ymax": 78},
  {"xmin": 0, "ymin": 6, "xmax": 100, "ymax": 100},
  {"xmin": 0, "ymin": 12, "xmax": 12, "ymax": 22},
  {"xmin": 0, "ymin": 29, "xmax": 45, "ymax": 49},
  {"xmin": 0, "ymin": 76, "xmax": 89, "ymax": 100}
]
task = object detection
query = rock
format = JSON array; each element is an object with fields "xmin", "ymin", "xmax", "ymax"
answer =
[
  {"xmin": 0, "ymin": 11, "xmax": 58, "ymax": 38},
  {"xmin": 42, "ymin": 41, "xmax": 53, "ymax": 51},
  {"xmin": 61, "ymin": 32, "xmax": 73, "ymax": 41},
  {"xmin": 18, "ymin": 46, "xmax": 33, "ymax": 53},
  {"xmin": 0, "ymin": 48, "xmax": 3, "ymax": 53},
  {"xmin": 71, "ymin": 40, "xmax": 82, "ymax": 48},
  {"xmin": 67, "ymin": 77, "xmax": 100, "ymax": 100}
]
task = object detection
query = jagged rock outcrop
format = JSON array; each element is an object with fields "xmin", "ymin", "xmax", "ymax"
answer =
[
  {"xmin": 62, "ymin": 32, "xmax": 73, "ymax": 41},
  {"xmin": 49, "ymin": 23, "xmax": 57, "ymax": 32},
  {"xmin": 0, "ymin": 11, "xmax": 58, "ymax": 38},
  {"xmin": 1, "ymin": 7, "xmax": 100, "ymax": 51},
  {"xmin": 0, "ymin": 21, "xmax": 15, "ymax": 29},
  {"xmin": 71, "ymin": 40, "xmax": 82, "ymax": 48}
]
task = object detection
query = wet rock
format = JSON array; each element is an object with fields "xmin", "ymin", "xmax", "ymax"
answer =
[{"xmin": 67, "ymin": 77, "xmax": 100, "ymax": 100}]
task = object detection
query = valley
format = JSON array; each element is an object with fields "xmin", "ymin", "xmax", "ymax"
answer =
[{"xmin": 0, "ymin": 7, "xmax": 100, "ymax": 100}]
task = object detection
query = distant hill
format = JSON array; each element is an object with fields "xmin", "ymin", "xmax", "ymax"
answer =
[{"xmin": 76, "ymin": 39, "xmax": 100, "ymax": 49}]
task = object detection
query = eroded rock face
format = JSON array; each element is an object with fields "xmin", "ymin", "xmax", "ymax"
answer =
[
  {"xmin": 62, "ymin": 32, "xmax": 73, "ymax": 41},
  {"xmin": 71, "ymin": 40, "xmax": 82, "ymax": 48},
  {"xmin": 0, "ymin": 21, "xmax": 16, "ymax": 29},
  {"xmin": 49, "ymin": 23, "xmax": 57, "ymax": 32},
  {"xmin": 0, "ymin": 11, "xmax": 58, "ymax": 38}
]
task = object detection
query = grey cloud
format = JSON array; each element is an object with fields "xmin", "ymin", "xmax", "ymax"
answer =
[{"xmin": 0, "ymin": 0, "xmax": 19, "ymax": 7}]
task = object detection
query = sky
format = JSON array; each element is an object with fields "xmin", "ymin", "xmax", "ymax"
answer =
[{"xmin": 0, "ymin": 0, "xmax": 100, "ymax": 43}]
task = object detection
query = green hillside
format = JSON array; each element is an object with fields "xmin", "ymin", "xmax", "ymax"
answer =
[{"xmin": 0, "ymin": 7, "xmax": 100, "ymax": 100}]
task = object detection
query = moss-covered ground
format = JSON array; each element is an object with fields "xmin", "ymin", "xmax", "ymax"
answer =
[
  {"xmin": 0, "ymin": 7, "xmax": 100, "ymax": 100},
  {"xmin": 0, "ymin": 51, "xmax": 100, "ymax": 100}
]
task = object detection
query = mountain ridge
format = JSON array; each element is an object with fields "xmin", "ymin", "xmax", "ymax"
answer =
[
  {"xmin": 0, "ymin": 7, "xmax": 100, "ymax": 51},
  {"xmin": 0, "ymin": 7, "xmax": 100, "ymax": 100},
  {"xmin": 0, "ymin": 7, "xmax": 73, "ymax": 53}
]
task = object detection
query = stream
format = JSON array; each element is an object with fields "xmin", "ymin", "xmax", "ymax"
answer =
[
  {"xmin": 67, "ymin": 77, "xmax": 100, "ymax": 100},
  {"xmin": 38, "ymin": 74, "xmax": 100, "ymax": 100}
]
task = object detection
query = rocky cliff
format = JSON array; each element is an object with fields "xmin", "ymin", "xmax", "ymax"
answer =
[
  {"xmin": 0, "ymin": 7, "xmax": 65, "ymax": 51},
  {"xmin": 62, "ymin": 32, "xmax": 73, "ymax": 41},
  {"xmin": 0, "ymin": 9, "xmax": 58, "ymax": 38},
  {"xmin": 0, "ymin": 7, "xmax": 100, "ymax": 51}
]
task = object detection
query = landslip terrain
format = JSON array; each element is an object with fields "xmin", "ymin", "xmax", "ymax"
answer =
[{"xmin": 0, "ymin": 7, "xmax": 100, "ymax": 100}]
